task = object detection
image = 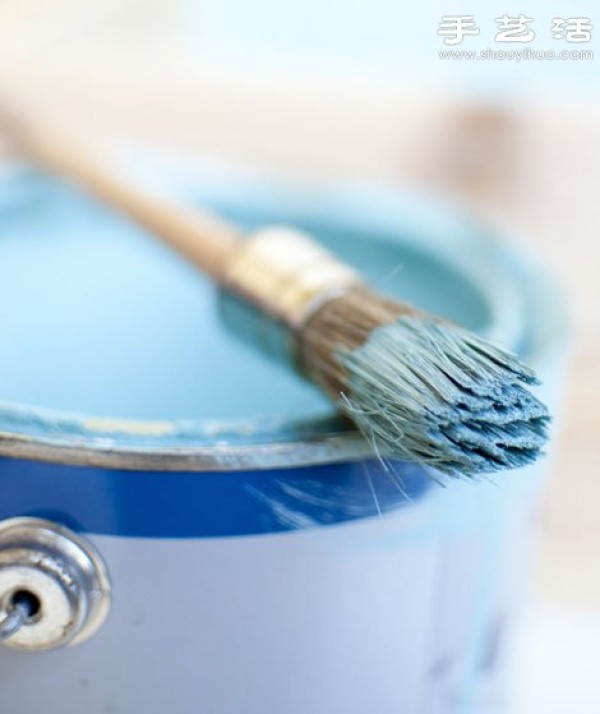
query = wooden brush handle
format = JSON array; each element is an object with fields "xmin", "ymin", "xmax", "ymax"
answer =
[{"xmin": 11, "ymin": 120, "xmax": 243, "ymax": 280}]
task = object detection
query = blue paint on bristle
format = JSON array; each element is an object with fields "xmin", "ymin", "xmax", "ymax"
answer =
[{"xmin": 339, "ymin": 316, "xmax": 550, "ymax": 477}]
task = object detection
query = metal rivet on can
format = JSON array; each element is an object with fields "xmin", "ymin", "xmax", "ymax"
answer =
[{"xmin": 0, "ymin": 517, "xmax": 111, "ymax": 652}]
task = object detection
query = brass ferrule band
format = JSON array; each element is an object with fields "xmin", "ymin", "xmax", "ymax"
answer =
[{"xmin": 222, "ymin": 227, "xmax": 364, "ymax": 329}]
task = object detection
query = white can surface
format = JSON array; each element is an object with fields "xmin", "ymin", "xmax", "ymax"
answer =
[{"xmin": 0, "ymin": 160, "xmax": 567, "ymax": 713}]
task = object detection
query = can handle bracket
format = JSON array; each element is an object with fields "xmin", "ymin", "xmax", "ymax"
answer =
[{"xmin": 0, "ymin": 517, "xmax": 111, "ymax": 651}]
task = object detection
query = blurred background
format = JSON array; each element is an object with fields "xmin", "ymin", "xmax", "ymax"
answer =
[{"xmin": 0, "ymin": 1, "xmax": 598, "ymax": 710}]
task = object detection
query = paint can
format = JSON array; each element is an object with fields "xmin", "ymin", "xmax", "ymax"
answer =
[{"xmin": 0, "ymin": 160, "xmax": 567, "ymax": 713}]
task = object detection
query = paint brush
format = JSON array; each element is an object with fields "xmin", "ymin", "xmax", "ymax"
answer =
[{"xmin": 6, "ymin": 117, "xmax": 550, "ymax": 477}]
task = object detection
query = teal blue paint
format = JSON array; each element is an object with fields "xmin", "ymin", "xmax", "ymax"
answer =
[
  {"xmin": 218, "ymin": 290, "xmax": 298, "ymax": 369},
  {"xmin": 0, "ymin": 169, "xmax": 322, "ymax": 422}
]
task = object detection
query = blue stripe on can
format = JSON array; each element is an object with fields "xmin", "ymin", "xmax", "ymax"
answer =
[{"xmin": 0, "ymin": 456, "xmax": 432, "ymax": 538}]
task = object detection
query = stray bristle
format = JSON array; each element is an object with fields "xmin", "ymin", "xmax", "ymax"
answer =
[{"xmin": 300, "ymin": 289, "xmax": 550, "ymax": 477}]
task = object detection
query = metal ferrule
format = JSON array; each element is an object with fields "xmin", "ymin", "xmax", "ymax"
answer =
[{"xmin": 218, "ymin": 227, "xmax": 363, "ymax": 366}]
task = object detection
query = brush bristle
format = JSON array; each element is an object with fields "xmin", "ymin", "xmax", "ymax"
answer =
[{"xmin": 300, "ymin": 290, "xmax": 550, "ymax": 477}]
